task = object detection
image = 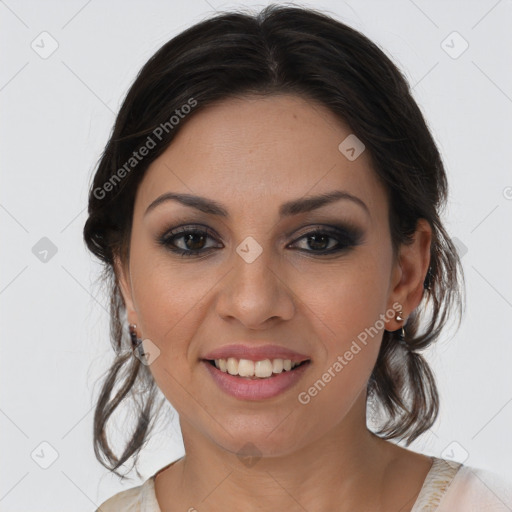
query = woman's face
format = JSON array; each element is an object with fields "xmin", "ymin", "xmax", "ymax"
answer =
[{"xmin": 116, "ymin": 94, "xmax": 428, "ymax": 459}]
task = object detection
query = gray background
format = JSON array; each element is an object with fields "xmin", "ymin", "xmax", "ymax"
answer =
[{"xmin": 1, "ymin": 0, "xmax": 511, "ymax": 510}]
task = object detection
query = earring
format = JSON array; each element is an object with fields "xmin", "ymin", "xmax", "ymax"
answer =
[
  {"xmin": 424, "ymin": 265, "xmax": 433, "ymax": 290},
  {"xmin": 395, "ymin": 311, "xmax": 406, "ymax": 345},
  {"xmin": 129, "ymin": 323, "xmax": 145, "ymax": 358}
]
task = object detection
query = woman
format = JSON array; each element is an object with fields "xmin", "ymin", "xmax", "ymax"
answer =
[{"xmin": 84, "ymin": 4, "xmax": 512, "ymax": 511}]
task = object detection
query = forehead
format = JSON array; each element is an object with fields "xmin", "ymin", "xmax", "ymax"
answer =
[{"xmin": 135, "ymin": 94, "xmax": 388, "ymax": 221}]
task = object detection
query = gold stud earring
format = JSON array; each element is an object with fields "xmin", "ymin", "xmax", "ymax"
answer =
[{"xmin": 395, "ymin": 310, "xmax": 406, "ymax": 344}]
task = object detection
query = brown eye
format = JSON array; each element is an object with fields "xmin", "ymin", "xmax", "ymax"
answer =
[
  {"xmin": 158, "ymin": 226, "xmax": 222, "ymax": 257},
  {"xmin": 288, "ymin": 225, "xmax": 363, "ymax": 255},
  {"xmin": 302, "ymin": 233, "xmax": 336, "ymax": 251},
  {"xmin": 181, "ymin": 232, "xmax": 207, "ymax": 251},
  {"xmin": 157, "ymin": 223, "xmax": 363, "ymax": 258}
]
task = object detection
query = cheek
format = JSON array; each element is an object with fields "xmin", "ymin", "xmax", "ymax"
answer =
[
  {"xmin": 129, "ymin": 244, "xmax": 216, "ymax": 355},
  {"xmin": 134, "ymin": 275, "xmax": 210, "ymax": 346},
  {"xmin": 296, "ymin": 285, "xmax": 385, "ymax": 431},
  {"xmin": 303, "ymin": 257, "xmax": 390, "ymax": 348},
  {"xmin": 130, "ymin": 259, "xmax": 214, "ymax": 408},
  {"xmin": 296, "ymin": 257, "xmax": 389, "ymax": 398}
]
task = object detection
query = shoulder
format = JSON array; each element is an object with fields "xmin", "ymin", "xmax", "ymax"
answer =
[
  {"xmin": 438, "ymin": 462, "xmax": 512, "ymax": 512},
  {"xmin": 96, "ymin": 485, "xmax": 143, "ymax": 512},
  {"xmin": 411, "ymin": 457, "xmax": 512, "ymax": 512},
  {"xmin": 95, "ymin": 476, "xmax": 160, "ymax": 512}
]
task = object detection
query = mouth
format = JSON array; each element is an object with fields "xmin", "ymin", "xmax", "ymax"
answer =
[
  {"xmin": 203, "ymin": 357, "xmax": 311, "ymax": 379},
  {"xmin": 201, "ymin": 357, "xmax": 312, "ymax": 400}
]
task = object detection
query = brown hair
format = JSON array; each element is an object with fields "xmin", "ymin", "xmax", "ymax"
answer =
[{"xmin": 83, "ymin": 3, "xmax": 465, "ymax": 479}]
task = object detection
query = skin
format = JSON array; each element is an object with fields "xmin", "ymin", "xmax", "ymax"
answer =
[{"xmin": 115, "ymin": 94, "xmax": 433, "ymax": 512}]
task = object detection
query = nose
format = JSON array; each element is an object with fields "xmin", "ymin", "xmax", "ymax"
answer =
[{"xmin": 215, "ymin": 246, "xmax": 296, "ymax": 329}]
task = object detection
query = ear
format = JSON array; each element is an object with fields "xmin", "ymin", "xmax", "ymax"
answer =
[
  {"xmin": 386, "ymin": 218, "xmax": 432, "ymax": 329},
  {"xmin": 113, "ymin": 252, "xmax": 138, "ymax": 324}
]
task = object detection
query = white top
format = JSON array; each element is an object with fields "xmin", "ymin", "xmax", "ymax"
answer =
[{"xmin": 96, "ymin": 456, "xmax": 512, "ymax": 511}]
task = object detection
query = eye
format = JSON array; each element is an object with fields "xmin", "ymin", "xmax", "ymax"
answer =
[
  {"xmin": 288, "ymin": 225, "xmax": 362, "ymax": 255},
  {"xmin": 157, "ymin": 223, "xmax": 364, "ymax": 258},
  {"xmin": 157, "ymin": 225, "xmax": 222, "ymax": 257}
]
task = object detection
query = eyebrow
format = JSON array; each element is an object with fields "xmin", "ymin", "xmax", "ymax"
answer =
[{"xmin": 144, "ymin": 190, "xmax": 370, "ymax": 219}]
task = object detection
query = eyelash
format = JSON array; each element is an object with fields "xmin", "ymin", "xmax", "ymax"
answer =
[{"xmin": 157, "ymin": 224, "xmax": 363, "ymax": 258}]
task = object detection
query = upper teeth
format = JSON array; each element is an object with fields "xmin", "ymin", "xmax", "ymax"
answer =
[{"xmin": 214, "ymin": 357, "xmax": 301, "ymax": 378}]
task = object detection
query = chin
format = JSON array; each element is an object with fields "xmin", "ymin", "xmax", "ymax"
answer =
[{"xmin": 211, "ymin": 419, "xmax": 308, "ymax": 461}]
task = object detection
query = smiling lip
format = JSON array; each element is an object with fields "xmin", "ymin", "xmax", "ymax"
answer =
[
  {"xmin": 201, "ymin": 344, "xmax": 311, "ymax": 363},
  {"xmin": 202, "ymin": 359, "xmax": 311, "ymax": 400}
]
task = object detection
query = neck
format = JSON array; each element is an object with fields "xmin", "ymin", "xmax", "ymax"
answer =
[{"xmin": 165, "ymin": 396, "xmax": 400, "ymax": 511}]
